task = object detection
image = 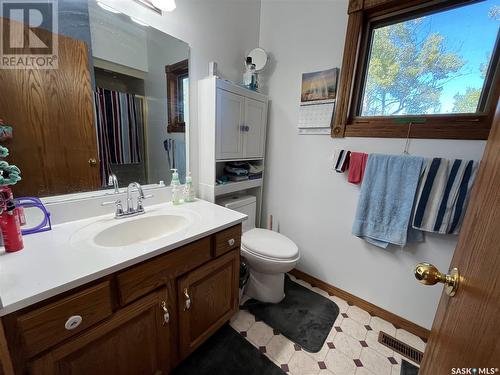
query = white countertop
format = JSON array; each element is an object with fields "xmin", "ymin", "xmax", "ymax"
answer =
[{"xmin": 0, "ymin": 199, "xmax": 246, "ymax": 316}]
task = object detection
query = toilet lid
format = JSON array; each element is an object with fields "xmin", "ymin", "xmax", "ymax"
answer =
[{"xmin": 241, "ymin": 229, "xmax": 298, "ymax": 260}]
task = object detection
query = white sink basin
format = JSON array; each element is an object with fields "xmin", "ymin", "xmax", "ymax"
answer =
[{"xmin": 93, "ymin": 214, "xmax": 189, "ymax": 247}]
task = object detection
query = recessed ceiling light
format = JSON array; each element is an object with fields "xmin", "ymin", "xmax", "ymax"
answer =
[
  {"xmin": 151, "ymin": 0, "xmax": 176, "ymax": 12},
  {"xmin": 130, "ymin": 16, "xmax": 149, "ymax": 26},
  {"xmin": 96, "ymin": 1, "xmax": 120, "ymax": 13}
]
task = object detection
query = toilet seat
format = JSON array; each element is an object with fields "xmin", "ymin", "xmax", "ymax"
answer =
[{"xmin": 241, "ymin": 228, "xmax": 299, "ymax": 261}]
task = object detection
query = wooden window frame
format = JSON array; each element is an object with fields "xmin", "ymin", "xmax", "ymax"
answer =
[
  {"xmin": 332, "ymin": 0, "xmax": 500, "ymax": 140},
  {"xmin": 166, "ymin": 59, "xmax": 189, "ymax": 133}
]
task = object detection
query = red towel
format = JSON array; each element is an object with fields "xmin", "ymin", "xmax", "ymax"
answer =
[{"xmin": 348, "ymin": 152, "xmax": 369, "ymax": 184}]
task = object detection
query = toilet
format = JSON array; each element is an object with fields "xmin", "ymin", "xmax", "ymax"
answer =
[{"xmin": 218, "ymin": 195, "xmax": 300, "ymax": 303}]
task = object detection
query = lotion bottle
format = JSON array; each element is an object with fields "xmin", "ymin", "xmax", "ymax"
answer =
[
  {"xmin": 183, "ymin": 172, "xmax": 195, "ymax": 202},
  {"xmin": 171, "ymin": 169, "xmax": 182, "ymax": 205}
]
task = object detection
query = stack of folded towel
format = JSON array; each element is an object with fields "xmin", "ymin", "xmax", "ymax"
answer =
[
  {"xmin": 223, "ymin": 161, "xmax": 264, "ymax": 182},
  {"xmin": 224, "ymin": 162, "xmax": 249, "ymax": 182}
]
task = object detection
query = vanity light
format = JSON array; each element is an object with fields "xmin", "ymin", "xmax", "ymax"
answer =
[
  {"xmin": 130, "ymin": 16, "xmax": 149, "ymax": 26},
  {"xmin": 151, "ymin": 0, "xmax": 176, "ymax": 12},
  {"xmin": 96, "ymin": 0, "xmax": 121, "ymax": 13}
]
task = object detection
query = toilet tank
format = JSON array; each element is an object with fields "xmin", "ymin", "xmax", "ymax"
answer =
[{"xmin": 217, "ymin": 195, "xmax": 256, "ymax": 232}]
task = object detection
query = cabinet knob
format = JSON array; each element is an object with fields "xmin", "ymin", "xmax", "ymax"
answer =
[
  {"xmin": 183, "ymin": 288, "xmax": 191, "ymax": 311},
  {"xmin": 88, "ymin": 158, "xmax": 98, "ymax": 167},
  {"xmin": 65, "ymin": 315, "xmax": 83, "ymax": 330},
  {"xmin": 228, "ymin": 238, "xmax": 235, "ymax": 247},
  {"xmin": 161, "ymin": 301, "xmax": 170, "ymax": 325}
]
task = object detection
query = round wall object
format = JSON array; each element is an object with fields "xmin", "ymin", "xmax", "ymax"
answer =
[{"xmin": 247, "ymin": 48, "xmax": 268, "ymax": 71}]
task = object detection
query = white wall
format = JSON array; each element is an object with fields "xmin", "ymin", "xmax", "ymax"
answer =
[
  {"xmin": 89, "ymin": 1, "xmax": 149, "ymax": 72},
  {"xmin": 258, "ymin": 0, "xmax": 486, "ymax": 329},
  {"xmin": 99, "ymin": 0, "xmax": 262, "ymax": 184}
]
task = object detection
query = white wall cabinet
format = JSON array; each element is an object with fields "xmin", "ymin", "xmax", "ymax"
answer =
[
  {"xmin": 244, "ymin": 98, "xmax": 267, "ymax": 158},
  {"xmin": 215, "ymin": 88, "xmax": 268, "ymax": 160},
  {"xmin": 198, "ymin": 77, "xmax": 269, "ymax": 227},
  {"xmin": 216, "ymin": 89, "xmax": 245, "ymax": 160}
]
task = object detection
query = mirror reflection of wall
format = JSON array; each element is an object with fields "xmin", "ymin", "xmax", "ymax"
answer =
[{"xmin": 0, "ymin": 0, "xmax": 189, "ymax": 197}]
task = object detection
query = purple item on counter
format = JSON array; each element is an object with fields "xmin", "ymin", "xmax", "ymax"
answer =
[{"xmin": 14, "ymin": 197, "xmax": 52, "ymax": 235}]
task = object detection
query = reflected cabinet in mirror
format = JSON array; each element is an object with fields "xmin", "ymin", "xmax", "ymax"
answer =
[{"xmin": 0, "ymin": 0, "xmax": 189, "ymax": 197}]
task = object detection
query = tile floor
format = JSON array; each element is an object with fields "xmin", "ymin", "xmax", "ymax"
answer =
[{"xmin": 230, "ymin": 274, "xmax": 425, "ymax": 375}]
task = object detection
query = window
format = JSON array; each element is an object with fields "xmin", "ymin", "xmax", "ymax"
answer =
[
  {"xmin": 166, "ymin": 59, "xmax": 189, "ymax": 133},
  {"xmin": 333, "ymin": 0, "xmax": 500, "ymax": 139}
]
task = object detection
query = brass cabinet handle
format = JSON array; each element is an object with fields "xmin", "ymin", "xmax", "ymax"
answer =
[
  {"xmin": 414, "ymin": 263, "xmax": 460, "ymax": 296},
  {"xmin": 160, "ymin": 301, "xmax": 170, "ymax": 325},
  {"xmin": 88, "ymin": 158, "xmax": 98, "ymax": 167},
  {"xmin": 183, "ymin": 288, "xmax": 191, "ymax": 311}
]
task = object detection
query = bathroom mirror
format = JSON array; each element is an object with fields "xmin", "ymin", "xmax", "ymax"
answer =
[{"xmin": 0, "ymin": 0, "xmax": 189, "ymax": 198}]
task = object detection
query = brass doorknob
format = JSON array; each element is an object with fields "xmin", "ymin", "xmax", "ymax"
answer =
[
  {"xmin": 414, "ymin": 263, "xmax": 460, "ymax": 297},
  {"xmin": 88, "ymin": 158, "xmax": 98, "ymax": 167}
]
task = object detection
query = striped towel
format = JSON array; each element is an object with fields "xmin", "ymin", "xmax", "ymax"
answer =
[
  {"xmin": 412, "ymin": 158, "xmax": 478, "ymax": 234},
  {"xmin": 335, "ymin": 150, "xmax": 350, "ymax": 173}
]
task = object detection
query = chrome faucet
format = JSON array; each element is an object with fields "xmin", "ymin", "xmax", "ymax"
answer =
[
  {"xmin": 102, "ymin": 181, "xmax": 152, "ymax": 219},
  {"xmin": 108, "ymin": 173, "xmax": 120, "ymax": 194}
]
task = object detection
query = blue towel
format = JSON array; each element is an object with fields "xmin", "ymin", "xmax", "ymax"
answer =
[{"xmin": 352, "ymin": 154, "xmax": 424, "ymax": 248}]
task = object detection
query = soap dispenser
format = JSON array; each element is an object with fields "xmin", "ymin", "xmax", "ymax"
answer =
[
  {"xmin": 171, "ymin": 169, "xmax": 182, "ymax": 205},
  {"xmin": 183, "ymin": 172, "xmax": 195, "ymax": 202}
]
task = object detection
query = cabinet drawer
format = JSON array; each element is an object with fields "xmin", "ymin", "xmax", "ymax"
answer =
[
  {"xmin": 17, "ymin": 281, "xmax": 113, "ymax": 358},
  {"xmin": 117, "ymin": 237, "xmax": 212, "ymax": 306},
  {"xmin": 214, "ymin": 225, "xmax": 241, "ymax": 257}
]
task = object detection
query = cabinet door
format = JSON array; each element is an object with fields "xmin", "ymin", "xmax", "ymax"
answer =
[
  {"xmin": 216, "ymin": 89, "xmax": 245, "ymax": 160},
  {"xmin": 31, "ymin": 290, "xmax": 172, "ymax": 375},
  {"xmin": 244, "ymin": 98, "xmax": 267, "ymax": 158},
  {"xmin": 177, "ymin": 250, "xmax": 239, "ymax": 359}
]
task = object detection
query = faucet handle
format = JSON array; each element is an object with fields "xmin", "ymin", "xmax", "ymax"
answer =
[
  {"xmin": 136, "ymin": 194, "xmax": 153, "ymax": 212},
  {"xmin": 101, "ymin": 199, "xmax": 121, "ymax": 206},
  {"xmin": 101, "ymin": 199, "xmax": 124, "ymax": 217}
]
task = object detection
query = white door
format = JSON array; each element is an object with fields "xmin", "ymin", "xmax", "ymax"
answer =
[
  {"xmin": 243, "ymin": 98, "xmax": 267, "ymax": 158},
  {"xmin": 216, "ymin": 89, "xmax": 245, "ymax": 160}
]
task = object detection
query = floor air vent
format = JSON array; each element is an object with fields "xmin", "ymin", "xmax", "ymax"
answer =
[{"xmin": 378, "ymin": 331, "xmax": 423, "ymax": 364}]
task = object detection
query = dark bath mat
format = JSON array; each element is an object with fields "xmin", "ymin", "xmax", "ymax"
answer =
[
  {"xmin": 171, "ymin": 324, "xmax": 285, "ymax": 375},
  {"xmin": 401, "ymin": 359, "xmax": 419, "ymax": 375},
  {"xmin": 243, "ymin": 275, "xmax": 339, "ymax": 353}
]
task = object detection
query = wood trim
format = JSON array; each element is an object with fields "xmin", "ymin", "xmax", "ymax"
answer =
[
  {"xmin": 166, "ymin": 59, "xmax": 189, "ymax": 134},
  {"xmin": 0, "ymin": 321, "xmax": 14, "ymax": 375},
  {"xmin": 289, "ymin": 269, "xmax": 430, "ymax": 340},
  {"xmin": 332, "ymin": 10, "xmax": 364, "ymax": 137},
  {"xmin": 344, "ymin": 122, "xmax": 491, "ymax": 140},
  {"xmin": 335, "ymin": 0, "xmax": 499, "ymax": 140},
  {"xmin": 348, "ymin": 0, "xmax": 364, "ymax": 13}
]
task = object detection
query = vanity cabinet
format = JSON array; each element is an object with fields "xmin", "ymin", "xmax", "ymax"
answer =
[
  {"xmin": 177, "ymin": 251, "xmax": 239, "ymax": 359},
  {"xmin": 30, "ymin": 290, "xmax": 171, "ymax": 375},
  {"xmin": 0, "ymin": 224, "xmax": 242, "ymax": 375}
]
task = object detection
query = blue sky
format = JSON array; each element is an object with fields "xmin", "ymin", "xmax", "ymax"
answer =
[
  {"xmin": 366, "ymin": 0, "xmax": 499, "ymax": 114},
  {"xmin": 415, "ymin": 0, "xmax": 499, "ymax": 112}
]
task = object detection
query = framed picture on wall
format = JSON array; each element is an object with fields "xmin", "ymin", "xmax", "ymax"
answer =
[{"xmin": 301, "ymin": 68, "xmax": 339, "ymax": 103}]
